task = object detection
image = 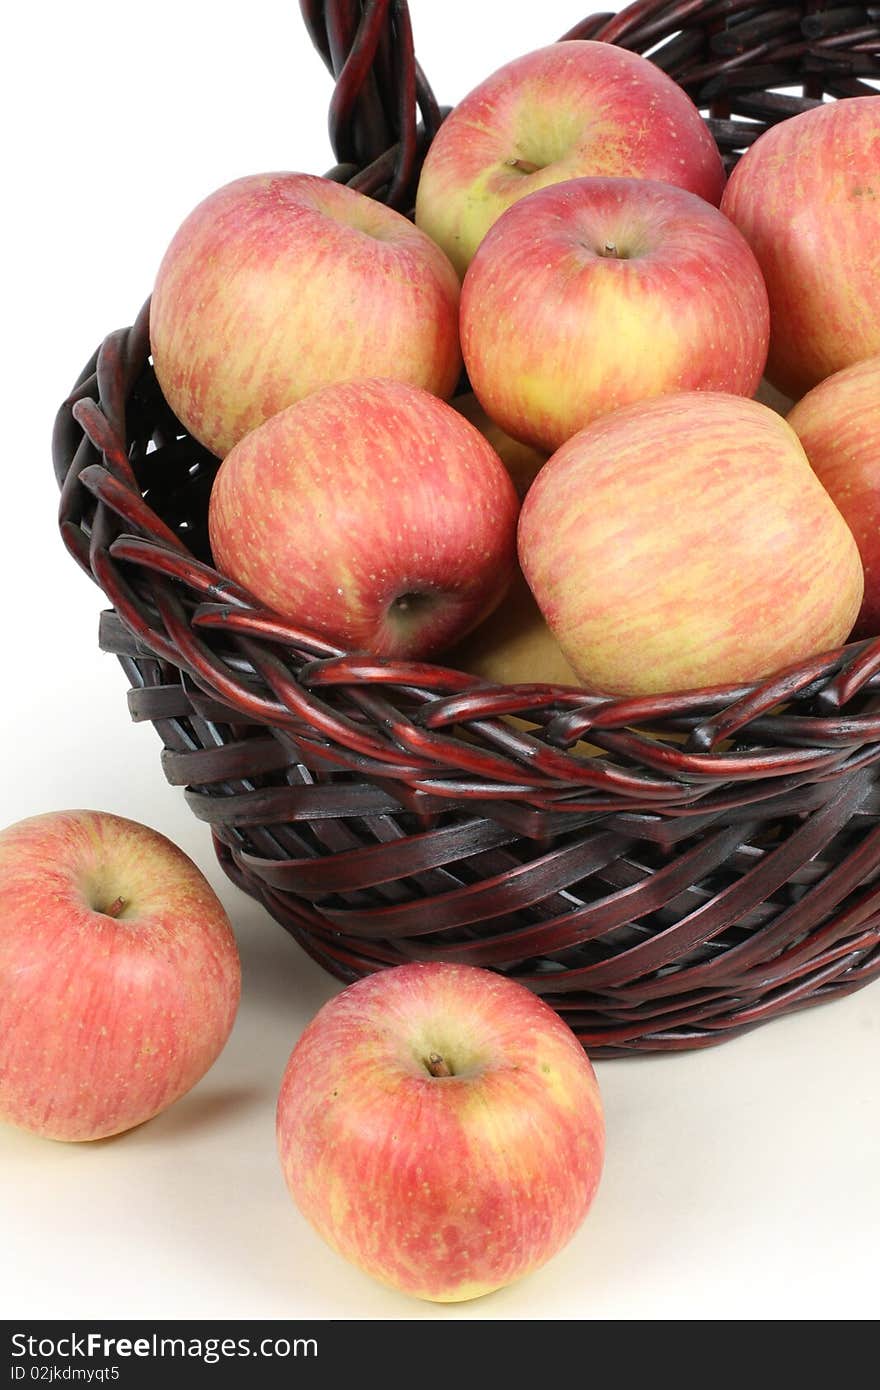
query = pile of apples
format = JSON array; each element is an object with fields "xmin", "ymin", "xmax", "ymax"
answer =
[
  {"xmin": 5, "ymin": 37, "xmax": 880, "ymax": 1313},
  {"xmin": 150, "ymin": 40, "xmax": 880, "ymax": 699}
]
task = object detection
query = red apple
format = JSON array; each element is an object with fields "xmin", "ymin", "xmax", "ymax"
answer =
[
  {"xmin": 721, "ymin": 97, "xmax": 880, "ymax": 397},
  {"xmin": 277, "ymin": 962, "xmax": 604, "ymax": 1302},
  {"xmin": 787, "ymin": 356, "xmax": 880, "ymax": 639},
  {"xmin": 150, "ymin": 172, "xmax": 462, "ymax": 458},
  {"xmin": 415, "ymin": 39, "xmax": 725, "ymax": 276},
  {"xmin": 0, "ymin": 811, "xmax": 240, "ymax": 1142},
  {"xmin": 461, "ymin": 177, "xmax": 770, "ymax": 452},
  {"xmin": 208, "ymin": 378, "xmax": 519, "ymax": 659},
  {"xmin": 518, "ymin": 392, "xmax": 863, "ymax": 696}
]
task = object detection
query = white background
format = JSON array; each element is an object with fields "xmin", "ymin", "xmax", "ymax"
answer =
[{"xmin": 1, "ymin": 0, "xmax": 878, "ymax": 1322}]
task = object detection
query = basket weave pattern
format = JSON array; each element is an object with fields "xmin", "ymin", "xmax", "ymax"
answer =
[{"xmin": 53, "ymin": 0, "xmax": 880, "ymax": 1056}]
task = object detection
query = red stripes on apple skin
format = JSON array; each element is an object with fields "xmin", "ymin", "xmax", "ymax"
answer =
[
  {"xmin": 208, "ymin": 378, "xmax": 520, "ymax": 661},
  {"xmin": 0, "ymin": 811, "xmax": 240, "ymax": 1142},
  {"xmin": 415, "ymin": 39, "xmax": 726, "ymax": 277},
  {"xmin": 788, "ymin": 355, "xmax": 880, "ymax": 639},
  {"xmin": 517, "ymin": 392, "xmax": 864, "ymax": 698},
  {"xmin": 721, "ymin": 97, "xmax": 880, "ymax": 397},
  {"xmin": 460, "ymin": 177, "xmax": 770, "ymax": 454},
  {"xmin": 277, "ymin": 963, "xmax": 604, "ymax": 1302},
  {"xmin": 150, "ymin": 172, "xmax": 462, "ymax": 459}
]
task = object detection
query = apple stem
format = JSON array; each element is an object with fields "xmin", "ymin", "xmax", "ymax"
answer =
[
  {"xmin": 505, "ymin": 157, "xmax": 541, "ymax": 176},
  {"xmin": 102, "ymin": 896, "xmax": 127, "ymax": 919},
  {"xmin": 602, "ymin": 242, "xmax": 619, "ymax": 258},
  {"xmin": 426, "ymin": 1052, "xmax": 452, "ymax": 1078}
]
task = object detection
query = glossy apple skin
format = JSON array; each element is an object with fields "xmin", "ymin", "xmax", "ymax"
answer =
[
  {"xmin": 787, "ymin": 356, "xmax": 880, "ymax": 639},
  {"xmin": 415, "ymin": 40, "xmax": 725, "ymax": 276},
  {"xmin": 208, "ymin": 379, "xmax": 520, "ymax": 660},
  {"xmin": 150, "ymin": 172, "xmax": 462, "ymax": 458},
  {"xmin": 0, "ymin": 811, "xmax": 240, "ymax": 1142},
  {"xmin": 518, "ymin": 392, "xmax": 863, "ymax": 697},
  {"xmin": 461, "ymin": 177, "xmax": 769, "ymax": 452},
  {"xmin": 721, "ymin": 98, "xmax": 880, "ymax": 397},
  {"xmin": 277, "ymin": 962, "xmax": 604, "ymax": 1303}
]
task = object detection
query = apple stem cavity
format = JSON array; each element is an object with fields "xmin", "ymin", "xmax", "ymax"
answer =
[{"xmin": 425, "ymin": 1052, "xmax": 453, "ymax": 1078}]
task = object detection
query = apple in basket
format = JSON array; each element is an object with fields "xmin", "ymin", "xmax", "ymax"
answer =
[
  {"xmin": 721, "ymin": 96, "xmax": 880, "ymax": 397},
  {"xmin": 0, "ymin": 811, "xmax": 240, "ymax": 1141},
  {"xmin": 787, "ymin": 356, "xmax": 880, "ymax": 639},
  {"xmin": 208, "ymin": 378, "xmax": 520, "ymax": 659},
  {"xmin": 461, "ymin": 177, "xmax": 770, "ymax": 452},
  {"xmin": 277, "ymin": 963, "xmax": 605, "ymax": 1302},
  {"xmin": 150, "ymin": 172, "xmax": 462, "ymax": 458},
  {"xmin": 518, "ymin": 392, "xmax": 864, "ymax": 697},
  {"xmin": 415, "ymin": 39, "xmax": 726, "ymax": 276}
]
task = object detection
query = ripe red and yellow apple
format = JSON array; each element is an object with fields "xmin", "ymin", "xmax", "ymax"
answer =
[
  {"xmin": 721, "ymin": 97, "xmax": 880, "ymax": 397},
  {"xmin": 787, "ymin": 355, "xmax": 880, "ymax": 639},
  {"xmin": 277, "ymin": 962, "xmax": 604, "ymax": 1302},
  {"xmin": 208, "ymin": 378, "xmax": 519, "ymax": 659},
  {"xmin": 151, "ymin": 172, "xmax": 462, "ymax": 458},
  {"xmin": 518, "ymin": 392, "xmax": 863, "ymax": 696},
  {"xmin": 452, "ymin": 393, "xmax": 547, "ymax": 499},
  {"xmin": 415, "ymin": 40, "xmax": 725, "ymax": 276},
  {"xmin": 461, "ymin": 177, "xmax": 770, "ymax": 452},
  {"xmin": 0, "ymin": 811, "xmax": 240, "ymax": 1142}
]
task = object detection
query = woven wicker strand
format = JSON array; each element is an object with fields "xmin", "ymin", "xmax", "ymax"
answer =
[{"xmin": 53, "ymin": 1, "xmax": 880, "ymax": 1056}]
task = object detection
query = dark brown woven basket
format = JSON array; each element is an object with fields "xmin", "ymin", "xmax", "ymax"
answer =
[{"xmin": 53, "ymin": 0, "xmax": 880, "ymax": 1056}]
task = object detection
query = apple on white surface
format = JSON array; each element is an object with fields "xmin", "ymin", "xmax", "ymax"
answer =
[
  {"xmin": 461, "ymin": 177, "xmax": 770, "ymax": 452},
  {"xmin": 721, "ymin": 96, "xmax": 880, "ymax": 397},
  {"xmin": 415, "ymin": 39, "xmax": 726, "ymax": 277},
  {"xmin": 208, "ymin": 377, "xmax": 520, "ymax": 660},
  {"xmin": 787, "ymin": 355, "xmax": 880, "ymax": 639},
  {"xmin": 518, "ymin": 392, "xmax": 864, "ymax": 697},
  {"xmin": 0, "ymin": 811, "xmax": 240, "ymax": 1142},
  {"xmin": 277, "ymin": 962, "xmax": 604, "ymax": 1303},
  {"xmin": 150, "ymin": 171, "xmax": 462, "ymax": 459}
]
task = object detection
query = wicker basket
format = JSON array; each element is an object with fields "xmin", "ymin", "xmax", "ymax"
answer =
[{"xmin": 53, "ymin": 0, "xmax": 880, "ymax": 1057}]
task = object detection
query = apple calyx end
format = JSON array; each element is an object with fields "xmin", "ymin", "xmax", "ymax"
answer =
[
  {"xmin": 425, "ymin": 1052, "xmax": 453, "ymax": 1078},
  {"xmin": 386, "ymin": 590, "xmax": 439, "ymax": 627}
]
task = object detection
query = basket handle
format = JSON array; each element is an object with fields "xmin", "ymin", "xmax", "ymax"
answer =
[{"xmin": 300, "ymin": 0, "xmax": 443, "ymax": 207}]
